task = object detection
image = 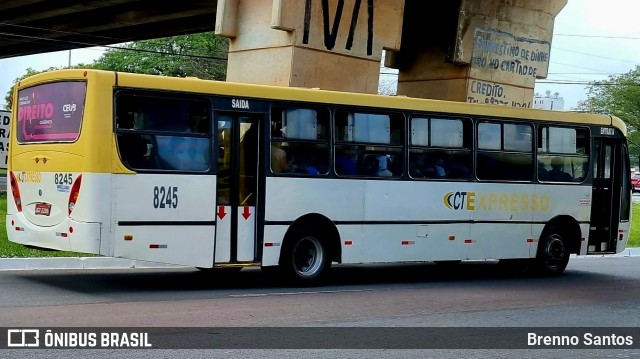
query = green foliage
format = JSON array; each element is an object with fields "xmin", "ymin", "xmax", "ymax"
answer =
[
  {"xmin": 577, "ymin": 66, "xmax": 640, "ymax": 165},
  {"xmin": 629, "ymin": 203, "xmax": 640, "ymax": 248},
  {"xmin": 578, "ymin": 66, "xmax": 640, "ymax": 130},
  {"xmin": 92, "ymin": 32, "xmax": 228, "ymax": 80},
  {"xmin": 0, "ymin": 195, "xmax": 82, "ymax": 257},
  {"xmin": 4, "ymin": 32, "xmax": 228, "ymax": 109},
  {"xmin": 5, "ymin": 67, "xmax": 57, "ymax": 110}
]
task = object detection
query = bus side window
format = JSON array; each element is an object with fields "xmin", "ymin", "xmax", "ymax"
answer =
[
  {"xmin": 117, "ymin": 133, "xmax": 160, "ymax": 170},
  {"xmin": 158, "ymin": 136, "xmax": 209, "ymax": 171}
]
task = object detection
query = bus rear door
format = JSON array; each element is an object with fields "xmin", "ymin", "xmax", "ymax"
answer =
[{"xmin": 215, "ymin": 112, "xmax": 262, "ymax": 264}]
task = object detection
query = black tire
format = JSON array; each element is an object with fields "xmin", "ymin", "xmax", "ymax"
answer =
[
  {"xmin": 532, "ymin": 225, "xmax": 571, "ymax": 276},
  {"xmin": 280, "ymin": 231, "xmax": 330, "ymax": 285}
]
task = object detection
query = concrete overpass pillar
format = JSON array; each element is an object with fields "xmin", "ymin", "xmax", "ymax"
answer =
[
  {"xmin": 390, "ymin": 0, "xmax": 567, "ymax": 107},
  {"xmin": 215, "ymin": 0, "xmax": 404, "ymax": 94}
]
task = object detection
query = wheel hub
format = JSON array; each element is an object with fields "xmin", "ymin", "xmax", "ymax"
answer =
[
  {"xmin": 545, "ymin": 235, "xmax": 566, "ymax": 263},
  {"xmin": 293, "ymin": 236, "xmax": 323, "ymax": 277}
]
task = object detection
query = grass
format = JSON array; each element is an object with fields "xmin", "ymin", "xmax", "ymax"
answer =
[
  {"xmin": 629, "ymin": 203, "xmax": 640, "ymax": 247},
  {"xmin": 0, "ymin": 195, "xmax": 83, "ymax": 258},
  {"xmin": 0, "ymin": 194, "xmax": 638, "ymax": 257}
]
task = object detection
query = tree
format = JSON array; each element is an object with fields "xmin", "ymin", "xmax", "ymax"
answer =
[
  {"xmin": 92, "ymin": 32, "xmax": 228, "ymax": 80},
  {"xmin": 4, "ymin": 32, "xmax": 228, "ymax": 109},
  {"xmin": 577, "ymin": 66, "xmax": 640, "ymax": 165},
  {"xmin": 577, "ymin": 66, "xmax": 640, "ymax": 132},
  {"xmin": 4, "ymin": 66, "xmax": 74, "ymax": 110}
]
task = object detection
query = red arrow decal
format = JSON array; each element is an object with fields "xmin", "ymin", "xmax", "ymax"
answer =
[
  {"xmin": 217, "ymin": 206, "xmax": 227, "ymax": 220},
  {"xmin": 242, "ymin": 206, "xmax": 251, "ymax": 220}
]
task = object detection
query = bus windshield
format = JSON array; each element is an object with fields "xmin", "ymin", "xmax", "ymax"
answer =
[{"xmin": 17, "ymin": 81, "xmax": 86, "ymax": 143}]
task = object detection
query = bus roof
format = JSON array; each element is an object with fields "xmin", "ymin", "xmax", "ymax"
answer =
[{"xmin": 16, "ymin": 69, "xmax": 627, "ymax": 135}]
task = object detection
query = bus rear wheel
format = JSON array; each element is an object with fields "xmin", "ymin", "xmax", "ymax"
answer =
[
  {"xmin": 281, "ymin": 232, "xmax": 330, "ymax": 285},
  {"xmin": 533, "ymin": 226, "xmax": 570, "ymax": 276}
]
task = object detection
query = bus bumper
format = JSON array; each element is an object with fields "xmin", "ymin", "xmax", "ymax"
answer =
[{"xmin": 6, "ymin": 214, "xmax": 101, "ymax": 255}]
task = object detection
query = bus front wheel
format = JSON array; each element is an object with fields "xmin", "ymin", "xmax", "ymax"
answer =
[
  {"xmin": 533, "ymin": 225, "xmax": 570, "ymax": 276},
  {"xmin": 281, "ymin": 232, "xmax": 330, "ymax": 285}
]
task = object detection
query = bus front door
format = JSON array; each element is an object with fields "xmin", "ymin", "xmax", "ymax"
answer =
[
  {"xmin": 588, "ymin": 138, "xmax": 622, "ymax": 254},
  {"xmin": 215, "ymin": 113, "xmax": 261, "ymax": 263}
]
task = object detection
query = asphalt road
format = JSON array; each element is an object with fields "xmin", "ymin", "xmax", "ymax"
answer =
[{"xmin": 2, "ymin": 257, "xmax": 640, "ymax": 358}]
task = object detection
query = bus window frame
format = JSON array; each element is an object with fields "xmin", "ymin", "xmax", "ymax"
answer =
[
  {"xmin": 332, "ymin": 107, "xmax": 406, "ymax": 179},
  {"xmin": 113, "ymin": 89, "xmax": 213, "ymax": 173},
  {"xmin": 536, "ymin": 124, "xmax": 591, "ymax": 185},
  {"xmin": 268, "ymin": 104, "xmax": 332, "ymax": 177},
  {"xmin": 15, "ymin": 80, "xmax": 88, "ymax": 145},
  {"xmin": 407, "ymin": 114, "xmax": 473, "ymax": 181},
  {"xmin": 475, "ymin": 118, "xmax": 535, "ymax": 183}
]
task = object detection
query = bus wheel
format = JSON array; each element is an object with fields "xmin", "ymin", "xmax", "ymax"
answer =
[
  {"xmin": 533, "ymin": 226, "xmax": 570, "ymax": 276},
  {"xmin": 281, "ymin": 232, "xmax": 330, "ymax": 285}
]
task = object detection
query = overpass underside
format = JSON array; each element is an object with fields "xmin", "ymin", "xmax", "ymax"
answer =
[
  {"xmin": 0, "ymin": 0, "xmax": 217, "ymax": 58},
  {"xmin": 1, "ymin": 0, "xmax": 567, "ymax": 106}
]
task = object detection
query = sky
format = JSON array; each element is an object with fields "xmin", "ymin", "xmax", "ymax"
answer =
[
  {"xmin": 0, "ymin": 46, "xmax": 104, "ymax": 109},
  {"xmin": 534, "ymin": 0, "xmax": 640, "ymax": 109},
  {"xmin": 2, "ymin": 0, "xmax": 640, "ymax": 111}
]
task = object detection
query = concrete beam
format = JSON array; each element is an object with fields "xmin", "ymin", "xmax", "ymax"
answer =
[
  {"xmin": 216, "ymin": 0, "xmax": 405, "ymax": 93},
  {"xmin": 396, "ymin": 0, "xmax": 567, "ymax": 107}
]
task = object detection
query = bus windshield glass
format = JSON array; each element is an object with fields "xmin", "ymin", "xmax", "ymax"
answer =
[{"xmin": 16, "ymin": 81, "xmax": 86, "ymax": 143}]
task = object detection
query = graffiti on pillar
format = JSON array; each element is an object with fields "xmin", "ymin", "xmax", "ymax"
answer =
[
  {"xmin": 466, "ymin": 80, "xmax": 532, "ymax": 108},
  {"xmin": 471, "ymin": 28, "xmax": 550, "ymax": 81},
  {"xmin": 468, "ymin": 28, "xmax": 550, "ymax": 108},
  {"xmin": 302, "ymin": 0, "xmax": 374, "ymax": 56}
]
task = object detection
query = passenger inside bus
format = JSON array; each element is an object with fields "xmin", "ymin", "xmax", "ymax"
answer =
[
  {"xmin": 410, "ymin": 153, "xmax": 450, "ymax": 179},
  {"xmin": 430, "ymin": 157, "xmax": 447, "ymax": 178},
  {"xmin": 295, "ymin": 151, "xmax": 321, "ymax": 175},
  {"xmin": 538, "ymin": 160, "xmax": 549, "ymax": 181},
  {"xmin": 547, "ymin": 157, "xmax": 574, "ymax": 182},
  {"xmin": 335, "ymin": 148, "xmax": 358, "ymax": 175},
  {"xmin": 271, "ymin": 143, "xmax": 291, "ymax": 173},
  {"xmin": 361, "ymin": 155, "xmax": 379, "ymax": 176},
  {"xmin": 377, "ymin": 155, "xmax": 393, "ymax": 176}
]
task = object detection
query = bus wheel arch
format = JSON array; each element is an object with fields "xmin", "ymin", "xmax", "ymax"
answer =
[
  {"xmin": 534, "ymin": 216, "xmax": 580, "ymax": 275},
  {"xmin": 278, "ymin": 213, "xmax": 341, "ymax": 284}
]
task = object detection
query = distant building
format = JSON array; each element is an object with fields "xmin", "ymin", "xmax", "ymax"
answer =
[{"xmin": 533, "ymin": 90, "xmax": 564, "ymax": 111}]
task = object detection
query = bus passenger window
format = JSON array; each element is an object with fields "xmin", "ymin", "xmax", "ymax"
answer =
[
  {"xmin": 273, "ymin": 142, "xmax": 329, "ymax": 175},
  {"xmin": 408, "ymin": 117, "xmax": 471, "ymax": 181},
  {"xmin": 270, "ymin": 106, "xmax": 330, "ymax": 176},
  {"xmin": 158, "ymin": 136, "xmax": 209, "ymax": 171},
  {"xmin": 538, "ymin": 126, "xmax": 589, "ymax": 183}
]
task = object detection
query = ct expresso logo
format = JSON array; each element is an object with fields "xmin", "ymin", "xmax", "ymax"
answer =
[{"xmin": 443, "ymin": 191, "xmax": 551, "ymax": 212}]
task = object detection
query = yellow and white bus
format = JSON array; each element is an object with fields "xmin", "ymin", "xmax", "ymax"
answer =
[{"xmin": 7, "ymin": 69, "xmax": 632, "ymax": 284}]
